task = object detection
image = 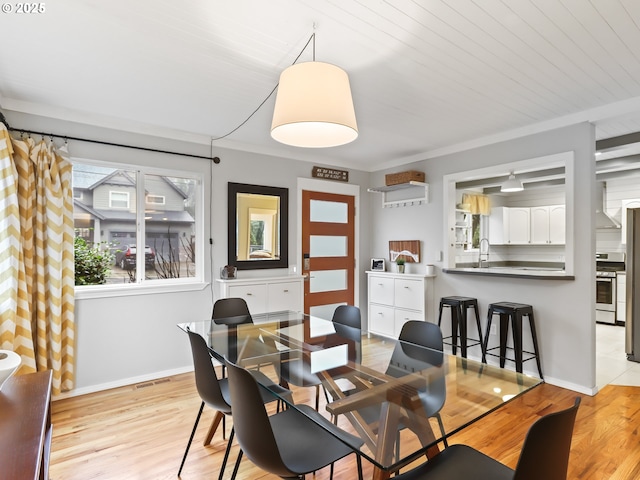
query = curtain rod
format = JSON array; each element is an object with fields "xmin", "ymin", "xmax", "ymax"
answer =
[{"xmin": 0, "ymin": 113, "xmax": 220, "ymax": 163}]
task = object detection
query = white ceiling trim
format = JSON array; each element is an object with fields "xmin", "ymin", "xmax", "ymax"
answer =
[{"xmin": 6, "ymin": 94, "xmax": 640, "ymax": 173}]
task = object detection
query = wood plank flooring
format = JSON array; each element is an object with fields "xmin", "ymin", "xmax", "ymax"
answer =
[{"xmin": 49, "ymin": 338, "xmax": 640, "ymax": 480}]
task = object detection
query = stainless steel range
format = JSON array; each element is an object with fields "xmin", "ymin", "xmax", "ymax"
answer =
[{"xmin": 596, "ymin": 252, "xmax": 625, "ymax": 325}]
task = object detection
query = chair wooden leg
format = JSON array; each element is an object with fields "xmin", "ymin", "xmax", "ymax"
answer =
[
  {"xmin": 204, "ymin": 411, "xmax": 224, "ymax": 446},
  {"xmin": 178, "ymin": 401, "xmax": 204, "ymax": 476}
]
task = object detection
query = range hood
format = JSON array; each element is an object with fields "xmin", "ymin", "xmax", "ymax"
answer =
[{"xmin": 596, "ymin": 181, "xmax": 621, "ymax": 229}]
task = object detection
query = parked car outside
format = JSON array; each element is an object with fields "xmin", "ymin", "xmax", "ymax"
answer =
[{"xmin": 115, "ymin": 245, "xmax": 155, "ymax": 270}]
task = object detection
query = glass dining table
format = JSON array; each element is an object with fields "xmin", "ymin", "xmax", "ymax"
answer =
[{"xmin": 178, "ymin": 311, "xmax": 542, "ymax": 480}]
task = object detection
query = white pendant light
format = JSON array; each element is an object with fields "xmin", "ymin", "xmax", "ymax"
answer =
[
  {"xmin": 501, "ymin": 171, "xmax": 524, "ymax": 192},
  {"xmin": 271, "ymin": 33, "xmax": 358, "ymax": 148}
]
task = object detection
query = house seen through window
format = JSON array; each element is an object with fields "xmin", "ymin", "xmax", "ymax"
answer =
[{"xmin": 72, "ymin": 161, "xmax": 200, "ymax": 286}]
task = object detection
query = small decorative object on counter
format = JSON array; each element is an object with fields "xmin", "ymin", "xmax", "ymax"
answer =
[
  {"xmin": 371, "ymin": 258, "xmax": 385, "ymax": 271},
  {"xmin": 220, "ymin": 265, "xmax": 237, "ymax": 279},
  {"xmin": 426, "ymin": 264, "xmax": 435, "ymax": 275},
  {"xmin": 396, "ymin": 257, "xmax": 405, "ymax": 274}
]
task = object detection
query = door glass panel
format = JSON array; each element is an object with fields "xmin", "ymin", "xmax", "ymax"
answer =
[
  {"xmin": 310, "ymin": 270, "xmax": 347, "ymax": 293},
  {"xmin": 310, "ymin": 302, "xmax": 347, "ymax": 321},
  {"xmin": 310, "ymin": 200, "xmax": 348, "ymax": 223},
  {"xmin": 310, "ymin": 235, "xmax": 347, "ymax": 257}
]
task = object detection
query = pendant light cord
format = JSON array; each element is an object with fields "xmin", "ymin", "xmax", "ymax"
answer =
[{"xmin": 210, "ymin": 33, "xmax": 316, "ymax": 142}]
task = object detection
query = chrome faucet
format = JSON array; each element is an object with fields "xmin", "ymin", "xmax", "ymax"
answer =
[{"xmin": 478, "ymin": 238, "xmax": 490, "ymax": 267}]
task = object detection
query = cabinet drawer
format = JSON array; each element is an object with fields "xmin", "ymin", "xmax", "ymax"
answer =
[
  {"xmin": 394, "ymin": 309, "xmax": 425, "ymax": 337},
  {"xmin": 369, "ymin": 304, "xmax": 395, "ymax": 337},
  {"xmin": 369, "ymin": 276, "xmax": 394, "ymax": 306},
  {"xmin": 394, "ymin": 279, "xmax": 424, "ymax": 311},
  {"xmin": 268, "ymin": 281, "xmax": 302, "ymax": 313},
  {"xmin": 228, "ymin": 284, "xmax": 268, "ymax": 314}
]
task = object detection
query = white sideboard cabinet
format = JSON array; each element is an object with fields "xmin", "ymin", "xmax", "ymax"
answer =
[
  {"xmin": 215, "ymin": 275, "xmax": 305, "ymax": 314},
  {"xmin": 366, "ymin": 271, "xmax": 435, "ymax": 338}
]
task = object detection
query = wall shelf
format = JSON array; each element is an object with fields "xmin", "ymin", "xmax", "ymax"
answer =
[{"xmin": 368, "ymin": 181, "xmax": 429, "ymax": 208}]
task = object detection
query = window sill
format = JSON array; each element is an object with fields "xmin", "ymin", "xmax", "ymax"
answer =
[{"xmin": 75, "ymin": 280, "xmax": 209, "ymax": 300}]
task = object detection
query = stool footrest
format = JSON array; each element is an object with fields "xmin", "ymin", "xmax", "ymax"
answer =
[
  {"xmin": 485, "ymin": 346, "xmax": 539, "ymax": 363},
  {"xmin": 443, "ymin": 336, "xmax": 482, "ymax": 348}
]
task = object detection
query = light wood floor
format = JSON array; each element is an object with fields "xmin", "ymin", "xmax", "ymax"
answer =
[{"xmin": 49, "ymin": 341, "xmax": 640, "ymax": 480}]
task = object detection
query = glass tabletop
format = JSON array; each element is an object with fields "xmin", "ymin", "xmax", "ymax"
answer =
[{"xmin": 178, "ymin": 311, "xmax": 542, "ymax": 473}]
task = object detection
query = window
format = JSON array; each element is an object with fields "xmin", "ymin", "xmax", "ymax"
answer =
[
  {"xmin": 109, "ymin": 191, "xmax": 130, "ymax": 209},
  {"xmin": 146, "ymin": 194, "xmax": 165, "ymax": 205},
  {"xmin": 72, "ymin": 159, "xmax": 202, "ymax": 290}
]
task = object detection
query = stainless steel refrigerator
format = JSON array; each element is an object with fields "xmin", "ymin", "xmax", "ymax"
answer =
[{"xmin": 626, "ymin": 207, "xmax": 640, "ymax": 362}]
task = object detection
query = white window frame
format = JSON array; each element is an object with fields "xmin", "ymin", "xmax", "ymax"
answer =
[
  {"xmin": 109, "ymin": 191, "xmax": 130, "ymax": 209},
  {"xmin": 146, "ymin": 194, "xmax": 165, "ymax": 205},
  {"xmin": 73, "ymin": 157, "xmax": 205, "ymax": 299}
]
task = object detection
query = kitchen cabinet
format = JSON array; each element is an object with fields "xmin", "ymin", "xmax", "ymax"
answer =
[
  {"xmin": 216, "ymin": 275, "xmax": 304, "ymax": 314},
  {"xmin": 489, "ymin": 207, "xmax": 530, "ymax": 245},
  {"xmin": 366, "ymin": 271, "xmax": 434, "ymax": 338},
  {"xmin": 621, "ymin": 199, "xmax": 640, "ymax": 244},
  {"xmin": 530, "ymin": 205, "xmax": 565, "ymax": 244},
  {"xmin": 491, "ymin": 205, "xmax": 564, "ymax": 245},
  {"xmin": 618, "ymin": 272, "xmax": 626, "ymax": 323}
]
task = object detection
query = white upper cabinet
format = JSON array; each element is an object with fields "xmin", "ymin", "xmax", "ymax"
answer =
[
  {"xmin": 490, "ymin": 207, "xmax": 530, "ymax": 244},
  {"xmin": 509, "ymin": 207, "xmax": 530, "ymax": 244},
  {"xmin": 491, "ymin": 205, "xmax": 564, "ymax": 245},
  {"xmin": 531, "ymin": 205, "xmax": 565, "ymax": 244}
]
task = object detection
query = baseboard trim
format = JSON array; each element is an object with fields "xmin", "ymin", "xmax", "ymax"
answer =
[{"xmin": 53, "ymin": 366, "xmax": 194, "ymax": 400}]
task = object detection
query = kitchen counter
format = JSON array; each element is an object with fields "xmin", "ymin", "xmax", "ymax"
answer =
[{"xmin": 443, "ymin": 267, "xmax": 574, "ymax": 280}]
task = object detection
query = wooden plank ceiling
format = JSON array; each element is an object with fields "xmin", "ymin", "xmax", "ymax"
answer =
[{"xmin": 1, "ymin": 0, "xmax": 640, "ymax": 170}]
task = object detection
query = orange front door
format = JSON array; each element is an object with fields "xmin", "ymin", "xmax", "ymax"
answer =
[{"xmin": 302, "ymin": 190, "xmax": 355, "ymax": 318}]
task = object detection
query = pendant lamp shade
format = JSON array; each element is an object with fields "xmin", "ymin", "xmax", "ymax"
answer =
[
  {"xmin": 271, "ymin": 61, "xmax": 358, "ymax": 148},
  {"xmin": 501, "ymin": 172, "xmax": 524, "ymax": 192}
]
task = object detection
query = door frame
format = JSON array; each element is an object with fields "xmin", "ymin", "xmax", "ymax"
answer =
[{"xmin": 296, "ymin": 178, "xmax": 360, "ymax": 308}]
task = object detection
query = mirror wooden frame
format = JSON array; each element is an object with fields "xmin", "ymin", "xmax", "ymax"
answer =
[{"xmin": 227, "ymin": 182, "xmax": 289, "ymax": 270}]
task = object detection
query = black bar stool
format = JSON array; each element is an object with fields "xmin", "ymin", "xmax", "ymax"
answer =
[
  {"xmin": 437, "ymin": 296, "xmax": 486, "ymax": 362},
  {"xmin": 483, "ymin": 302, "xmax": 543, "ymax": 379}
]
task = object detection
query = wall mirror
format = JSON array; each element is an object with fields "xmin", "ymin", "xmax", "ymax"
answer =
[{"xmin": 228, "ymin": 182, "xmax": 288, "ymax": 270}]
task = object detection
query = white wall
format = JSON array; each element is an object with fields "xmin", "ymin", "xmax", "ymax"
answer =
[
  {"xmin": 369, "ymin": 123, "xmax": 596, "ymax": 393},
  {"xmin": 6, "ymin": 110, "xmax": 371, "ymax": 396}
]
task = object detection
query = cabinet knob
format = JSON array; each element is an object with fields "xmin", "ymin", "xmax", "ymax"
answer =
[
  {"xmin": 283, "ymin": 289, "xmax": 289, "ymax": 293},
  {"xmin": 378, "ymin": 283, "xmax": 383, "ymax": 286},
  {"xmin": 246, "ymin": 293, "xmax": 252, "ymax": 296},
  {"xmin": 404, "ymin": 286, "xmax": 410, "ymax": 289}
]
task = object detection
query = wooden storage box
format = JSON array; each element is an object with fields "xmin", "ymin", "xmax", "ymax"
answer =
[{"xmin": 385, "ymin": 170, "xmax": 425, "ymax": 186}]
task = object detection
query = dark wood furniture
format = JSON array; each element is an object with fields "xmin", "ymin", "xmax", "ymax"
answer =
[{"xmin": 0, "ymin": 370, "xmax": 53, "ymax": 480}]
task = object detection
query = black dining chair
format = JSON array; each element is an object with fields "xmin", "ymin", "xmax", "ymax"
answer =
[
  {"xmin": 332, "ymin": 304, "xmax": 361, "ymax": 329},
  {"xmin": 278, "ymin": 305, "xmax": 362, "ymax": 411},
  {"xmin": 393, "ymin": 397, "xmax": 581, "ymax": 480},
  {"xmin": 342, "ymin": 320, "xmax": 448, "ymax": 465},
  {"xmin": 211, "ymin": 297, "xmax": 253, "ymax": 379},
  {"xmin": 178, "ymin": 329, "xmax": 292, "ymax": 478},
  {"xmin": 225, "ymin": 358, "xmax": 364, "ymax": 480},
  {"xmin": 212, "ymin": 297, "xmax": 253, "ymax": 325}
]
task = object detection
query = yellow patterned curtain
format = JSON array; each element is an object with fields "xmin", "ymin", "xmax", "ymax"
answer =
[
  {"xmin": 0, "ymin": 124, "xmax": 75, "ymax": 394},
  {"xmin": 462, "ymin": 193, "xmax": 491, "ymax": 215}
]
